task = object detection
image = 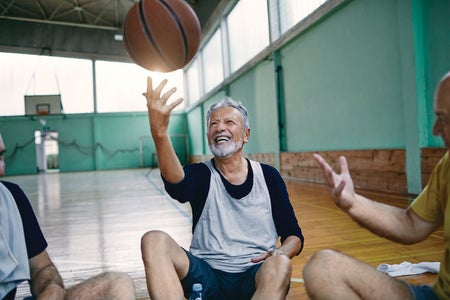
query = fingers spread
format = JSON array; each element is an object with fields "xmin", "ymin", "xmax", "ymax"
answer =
[
  {"xmin": 161, "ymin": 87, "xmax": 177, "ymax": 104},
  {"xmin": 154, "ymin": 79, "xmax": 168, "ymax": 99},
  {"xmin": 339, "ymin": 156, "xmax": 349, "ymax": 174},
  {"xmin": 313, "ymin": 153, "xmax": 330, "ymax": 175},
  {"xmin": 168, "ymin": 97, "xmax": 184, "ymax": 111},
  {"xmin": 146, "ymin": 77, "xmax": 153, "ymax": 95}
]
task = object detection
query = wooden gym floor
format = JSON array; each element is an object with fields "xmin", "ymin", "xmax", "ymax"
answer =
[{"xmin": 9, "ymin": 168, "xmax": 442, "ymax": 299}]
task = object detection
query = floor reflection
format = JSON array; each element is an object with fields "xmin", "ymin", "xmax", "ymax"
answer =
[{"xmin": 7, "ymin": 169, "xmax": 192, "ymax": 299}]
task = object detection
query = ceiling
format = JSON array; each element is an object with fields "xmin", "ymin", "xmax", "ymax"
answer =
[
  {"xmin": 0, "ymin": 0, "xmax": 219, "ymax": 30},
  {"xmin": 0, "ymin": 0, "xmax": 222, "ymax": 61}
]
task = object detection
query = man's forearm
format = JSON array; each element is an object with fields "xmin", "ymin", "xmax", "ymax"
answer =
[
  {"xmin": 279, "ymin": 236, "xmax": 302, "ymax": 259},
  {"xmin": 30, "ymin": 263, "xmax": 65, "ymax": 299},
  {"xmin": 154, "ymin": 134, "xmax": 185, "ymax": 183}
]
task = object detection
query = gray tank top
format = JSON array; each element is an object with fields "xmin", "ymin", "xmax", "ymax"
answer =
[{"xmin": 190, "ymin": 159, "xmax": 278, "ymax": 273}]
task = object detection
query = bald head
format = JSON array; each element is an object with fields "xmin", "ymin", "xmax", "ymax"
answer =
[
  {"xmin": 436, "ymin": 72, "xmax": 450, "ymax": 103},
  {"xmin": 433, "ymin": 72, "xmax": 450, "ymax": 150}
]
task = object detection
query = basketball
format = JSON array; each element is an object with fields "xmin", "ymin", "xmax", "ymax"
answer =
[{"xmin": 123, "ymin": 0, "xmax": 201, "ymax": 73}]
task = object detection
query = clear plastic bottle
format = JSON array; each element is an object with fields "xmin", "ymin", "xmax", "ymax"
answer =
[{"xmin": 189, "ymin": 283, "xmax": 203, "ymax": 300}]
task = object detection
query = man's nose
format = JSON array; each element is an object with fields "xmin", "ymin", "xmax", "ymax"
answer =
[
  {"xmin": 432, "ymin": 120, "xmax": 440, "ymax": 136},
  {"xmin": 216, "ymin": 121, "xmax": 226, "ymax": 130}
]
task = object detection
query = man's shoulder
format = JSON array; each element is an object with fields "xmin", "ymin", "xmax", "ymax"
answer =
[
  {"xmin": 259, "ymin": 163, "xmax": 281, "ymax": 177},
  {"xmin": 1, "ymin": 180, "xmax": 21, "ymax": 193},
  {"xmin": 187, "ymin": 161, "xmax": 211, "ymax": 172},
  {"xmin": 181, "ymin": 162, "xmax": 211, "ymax": 181},
  {"xmin": 433, "ymin": 151, "xmax": 450, "ymax": 174},
  {"xmin": 440, "ymin": 151, "xmax": 450, "ymax": 164}
]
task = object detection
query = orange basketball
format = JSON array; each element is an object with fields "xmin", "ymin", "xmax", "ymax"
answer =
[{"xmin": 123, "ymin": 0, "xmax": 201, "ymax": 72}]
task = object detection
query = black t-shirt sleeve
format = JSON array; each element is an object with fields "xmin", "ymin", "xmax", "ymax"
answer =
[
  {"xmin": 162, "ymin": 163, "xmax": 211, "ymax": 232},
  {"xmin": 261, "ymin": 164, "xmax": 304, "ymax": 254},
  {"xmin": 2, "ymin": 180, "xmax": 48, "ymax": 259}
]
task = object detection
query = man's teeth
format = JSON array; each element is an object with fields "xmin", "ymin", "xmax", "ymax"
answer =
[{"xmin": 216, "ymin": 137, "xmax": 230, "ymax": 142}]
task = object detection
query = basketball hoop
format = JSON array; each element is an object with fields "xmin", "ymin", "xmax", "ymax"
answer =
[{"xmin": 36, "ymin": 103, "xmax": 50, "ymax": 116}]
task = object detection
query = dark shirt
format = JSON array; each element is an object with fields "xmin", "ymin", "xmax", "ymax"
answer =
[
  {"xmin": 1, "ymin": 180, "xmax": 48, "ymax": 300},
  {"xmin": 163, "ymin": 159, "xmax": 304, "ymax": 251}
]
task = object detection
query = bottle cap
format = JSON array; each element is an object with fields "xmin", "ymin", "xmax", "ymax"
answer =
[{"xmin": 193, "ymin": 283, "xmax": 202, "ymax": 292}]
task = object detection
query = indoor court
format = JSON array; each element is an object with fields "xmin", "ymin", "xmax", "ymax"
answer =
[
  {"xmin": 1, "ymin": 0, "xmax": 449, "ymax": 299},
  {"xmin": 10, "ymin": 168, "xmax": 443, "ymax": 299}
]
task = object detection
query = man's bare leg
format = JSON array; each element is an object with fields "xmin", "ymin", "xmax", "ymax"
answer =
[
  {"xmin": 141, "ymin": 230, "xmax": 190, "ymax": 300},
  {"xmin": 303, "ymin": 249, "xmax": 413, "ymax": 300},
  {"xmin": 65, "ymin": 271, "xmax": 135, "ymax": 300},
  {"xmin": 252, "ymin": 255, "xmax": 292, "ymax": 300}
]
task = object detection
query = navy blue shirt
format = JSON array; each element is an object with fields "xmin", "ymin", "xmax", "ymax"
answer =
[
  {"xmin": 1, "ymin": 180, "xmax": 48, "ymax": 259},
  {"xmin": 163, "ymin": 159, "xmax": 304, "ymax": 252}
]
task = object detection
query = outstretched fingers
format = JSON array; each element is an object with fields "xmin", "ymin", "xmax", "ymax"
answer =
[
  {"xmin": 338, "ymin": 156, "xmax": 350, "ymax": 176},
  {"xmin": 154, "ymin": 79, "xmax": 168, "ymax": 101},
  {"xmin": 313, "ymin": 153, "xmax": 338, "ymax": 188},
  {"xmin": 160, "ymin": 87, "xmax": 183, "ymax": 112}
]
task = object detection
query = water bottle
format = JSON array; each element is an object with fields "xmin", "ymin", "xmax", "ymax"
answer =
[{"xmin": 189, "ymin": 283, "xmax": 203, "ymax": 300}]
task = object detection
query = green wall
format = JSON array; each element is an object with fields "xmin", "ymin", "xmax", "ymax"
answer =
[
  {"xmin": 0, "ymin": 112, "xmax": 187, "ymax": 176},
  {"xmin": 282, "ymin": 0, "xmax": 406, "ymax": 151},
  {"xmin": 422, "ymin": 0, "xmax": 450, "ymax": 147},
  {"xmin": 228, "ymin": 59, "xmax": 278, "ymax": 154},
  {"xmin": 184, "ymin": 0, "xmax": 450, "ymax": 194}
]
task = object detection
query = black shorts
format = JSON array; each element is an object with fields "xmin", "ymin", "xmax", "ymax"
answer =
[
  {"xmin": 405, "ymin": 283, "xmax": 439, "ymax": 300},
  {"xmin": 181, "ymin": 250, "xmax": 262, "ymax": 300}
]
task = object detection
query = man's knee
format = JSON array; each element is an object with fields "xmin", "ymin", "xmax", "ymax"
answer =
[
  {"xmin": 304, "ymin": 249, "xmax": 340, "ymax": 280},
  {"xmin": 103, "ymin": 271, "xmax": 134, "ymax": 287},
  {"xmin": 259, "ymin": 255, "xmax": 293, "ymax": 283},
  {"xmin": 66, "ymin": 271, "xmax": 135, "ymax": 300},
  {"xmin": 141, "ymin": 230, "xmax": 170, "ymax": 252},
  {"xmin": 271, "ymin": 254, "xmax": 293, "ymax": 276},
  {"xmin": 141, "ymin": 230, "xmax": 180, "ymax": 266}
]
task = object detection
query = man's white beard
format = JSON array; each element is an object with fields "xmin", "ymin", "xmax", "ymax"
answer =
[{"xmin": 209, "ymin": 140, "xmax": 243, "ymax": 158}]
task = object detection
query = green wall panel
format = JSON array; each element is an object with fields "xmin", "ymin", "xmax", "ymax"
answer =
[
  {"xmin": 282, "ymin": 0, "xmax": 405, "ymax": 151},
  {"xmin": 55, "ymin": 115, "xmax": 96, "ymax": 172},
  {"xmin": 94, "ymin": 114, "xmax": 150, "ymax": 169},
  {"xmin": 422, "ymin": 0, "xmax": 450, "ymax": 147},
  {"xmin": 0, "ymin": 117, "xmax": 40, "ymax": 175},
  {"xmin": 186, "ymin": 106, "xmax": 204, "ymax": 156},
  {"xmin": 0, "ymin": 112, "xmax": 187, "ymax": 175},
  {"xmin": 228, "ymin": 60, "xmax": 277, "ymax": 154}
]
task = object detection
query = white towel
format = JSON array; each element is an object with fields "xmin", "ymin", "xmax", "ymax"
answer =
[{"xmin": 376, "ymin": 261, "xmax": 440, "ymax": 277}]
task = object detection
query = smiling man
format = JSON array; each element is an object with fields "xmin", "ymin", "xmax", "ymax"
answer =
[{"xmin": 140, "ymin": 77, "xmax": 304, "ymax": 300}]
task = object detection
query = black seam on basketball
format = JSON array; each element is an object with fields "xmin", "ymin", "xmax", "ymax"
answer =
[
  {"xmin": 139, "ymin": 0, "xmax": 175, "ymax": 69},
  {"xmin": 159, "ymin": 0, "xmax": 189, "ymax": 63},
  {"xmin": 123, "ymin": 15, "xmax": 139, "ymax": 64}
]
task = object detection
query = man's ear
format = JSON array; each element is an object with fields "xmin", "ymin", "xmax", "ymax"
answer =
[{"xmin": 243, "ymin": 128, "xmax": 250, "ymax": 143}]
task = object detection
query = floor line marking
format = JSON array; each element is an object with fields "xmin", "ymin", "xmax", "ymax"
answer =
[
  {"xmin": 291, "ymin": 277, "xmax": 304, "ymax": 283},
  {"xmin": 142, "ymin": 170, "xmax": 192, "ymax": 222}
]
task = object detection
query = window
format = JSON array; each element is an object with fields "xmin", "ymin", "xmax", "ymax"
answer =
[
  {"xmin": 95, "ymin": 61, "xmax": 184, "ymax": 113},
  {"xmin": 226, "ymin": 0, "xmax": 270, "ymax": 72},
  {"xmin": 0, "ymin": 52, "xmax": 93, "ymax": 115},
  {"xmin": 202, "ymin": 29, "xmax": 224, "ymax": 93},
  {"xmin": 185, "ymin": 57, "xmax": 201, "ymax": 106},
  {"xmin": 278, "ymin": 0, "xmax": 327, "ymax": 34}
]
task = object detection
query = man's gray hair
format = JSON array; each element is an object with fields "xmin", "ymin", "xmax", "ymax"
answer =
[{"xmin": 206, "ymin": 97, "xmax": 250, "ymax": 130}]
